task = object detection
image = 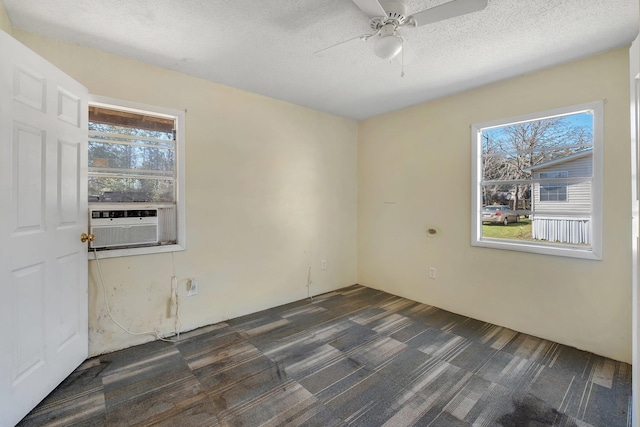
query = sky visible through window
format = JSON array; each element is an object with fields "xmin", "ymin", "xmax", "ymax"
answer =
[{"xmin": 484, "ymin": 112, "xmax": 592, "ymax": 141}]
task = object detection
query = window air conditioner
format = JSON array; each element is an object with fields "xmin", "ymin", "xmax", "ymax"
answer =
[{"xmin": 89, "ymin": 209, "xmax": 159, "ymax": 249}]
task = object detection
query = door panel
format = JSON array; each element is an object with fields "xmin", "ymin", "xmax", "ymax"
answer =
[
  {"xmin": 0, "ymin": 30, "xmax": 88, "ymax": 427},
  {"xmin": 57, "ymin": 252, "xmax": 81, "ymax": 350},
  {"xmin": 57, "ymin": 88, "xmax": 81, "ymax": 127},
  {"xmin": 59, "ymin": 139, "xmax": 80, "ymax": 224},
  {"xmin": 13, "ymin": 263, "xmax": 46, "ymax": 383},
  {"xmin": 13, "ymin": 66, "xmax": 46, "ymax": 112},
  {"xmin": 14, "ymin": 124, "xmax": 45, "ymax": 232}
]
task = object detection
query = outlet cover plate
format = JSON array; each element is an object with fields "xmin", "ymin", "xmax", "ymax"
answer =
[{"xmin": 188, "ymin": 280, "xmax": 198, "ymax": 296}]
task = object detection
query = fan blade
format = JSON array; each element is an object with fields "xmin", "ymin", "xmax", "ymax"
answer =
[
  {"xmin": 352, "ymin": 0, "xmax": 387, "ymax": 19},
  {"xmin": 408, "ymin": 0, "xmax": 488, "ymax": 27}
]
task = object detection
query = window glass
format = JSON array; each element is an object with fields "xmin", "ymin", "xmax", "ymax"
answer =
[
  {"xmin": 539, "ymin": 172, "xmax": 568, "ymax": 202},
  {"xmin": 88, "ymin": 105, "xmax": 176, "ymax": 203},
  {"xmin": 471, "ymin": 102, "xmax": 603, "ymax": 260},
  {"xmin": 87, "ymin": 98, "xmax": 185, "ymax": 257}
]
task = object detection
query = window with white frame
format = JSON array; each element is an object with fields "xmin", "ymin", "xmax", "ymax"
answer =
[
  {"xmin": 88, "ymin": 96, "xmax": 185, "ymax": 258},
  {"xmin": 539, "ymin": 171, "xmax": 568, "ymax": 202},
  {"xmin": 471, "ymin": 101, "xmax": 603, "ymax": 260}
]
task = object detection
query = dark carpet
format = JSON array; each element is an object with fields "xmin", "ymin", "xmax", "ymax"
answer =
[{"xmin": 18, "ymin": 285, "xmax": 632, "ymax": 426}]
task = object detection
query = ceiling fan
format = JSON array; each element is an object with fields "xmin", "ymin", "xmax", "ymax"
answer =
[{"xmin": 318, "ymin": 0, "xmax": 488, "ymax": 64}]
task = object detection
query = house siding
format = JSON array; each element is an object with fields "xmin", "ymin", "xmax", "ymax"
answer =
[
  {"xmin": 531, "ymin": 155, "xmax": 592, "ymax": 216},
  {"xmin": 531, "ymin": 154, "xmax": 592, "ymax": 243}
]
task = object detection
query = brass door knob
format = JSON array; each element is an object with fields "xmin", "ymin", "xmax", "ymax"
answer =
[{"xmin": 80, "ymin": 233, "xmax": 95, "ymax": 243}]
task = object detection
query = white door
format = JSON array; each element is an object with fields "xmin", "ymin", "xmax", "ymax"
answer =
[
  {"xmin": 631, "ymin": 35, "xmax": 640, "ymax": 427},
  {"xmin": 0, "ymin": 30, "xmax": 89, "ymax": 427}
]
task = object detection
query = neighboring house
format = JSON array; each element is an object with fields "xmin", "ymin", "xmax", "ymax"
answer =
[{"xmin": 524, "ymin": 150, "xmax": 593, "ymax": 244}]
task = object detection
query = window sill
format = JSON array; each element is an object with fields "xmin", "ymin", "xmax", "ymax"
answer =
[
  {"xmin": 472, "ymin": 238, "xmax": 602, "ymax": 260},
  {"xmin": 88, "ymin": 243, "xmax": 185, "ymax": 260}
]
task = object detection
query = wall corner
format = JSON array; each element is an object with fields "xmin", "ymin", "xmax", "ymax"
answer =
[{"xmin": 0, "ymin": 2, "xmax": 13, "ymax": 35}]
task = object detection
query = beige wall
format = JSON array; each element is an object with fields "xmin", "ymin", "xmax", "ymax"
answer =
[
  {"xmin": 358, "ymin": 48, "xmax": 632, "ymax": 362},
  {"xmin": 8, "ymin": 29, "xmax": 633, "ymax": 362},
  {"xmin": 13, "ymin": 31, "xmax": 358, "ymax": 356},
  {"xmin": 0, "ymin": 2, "xmax": 12, "ymax": 34}
]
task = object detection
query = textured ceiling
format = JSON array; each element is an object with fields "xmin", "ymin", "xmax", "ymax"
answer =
[{"xmin": 2, "ymin": 0, "xmax": 638, "ymax": 120}]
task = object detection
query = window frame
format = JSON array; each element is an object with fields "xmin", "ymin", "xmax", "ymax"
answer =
[
  {"xmin": 471, "ymin": 101, "xmax": 603, "ymax": 260},
  {"xmin": 87, "ymin": 95, "xmax": 186, "ymax": 259}
]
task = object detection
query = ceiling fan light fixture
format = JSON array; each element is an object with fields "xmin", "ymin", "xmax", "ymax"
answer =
[{"xmin": 374, "ymin": 34, "xmax": 403, "ymax": 60}]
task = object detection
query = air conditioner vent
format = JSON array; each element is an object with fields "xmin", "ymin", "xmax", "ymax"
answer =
[{"xmin": 89, "ymin": 209, "xmax": 159, "ymax": 249}]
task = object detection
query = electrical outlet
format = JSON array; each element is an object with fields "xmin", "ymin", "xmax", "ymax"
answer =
[
  {"xmin": 321, "ymin": 259, "xmax": 327, "ymax": 270},
  {"xmin": 187, "ymin": 279, "xmax": 198, "ymax": 296},
  {"xmin": 428, "ymin": 267, "xmax": 437, "ymax": 279}
]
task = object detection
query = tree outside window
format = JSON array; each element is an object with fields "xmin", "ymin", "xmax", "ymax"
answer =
[{"xmin": 471, "ymin": 101, "xmax": 603, "ymax": 260}]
